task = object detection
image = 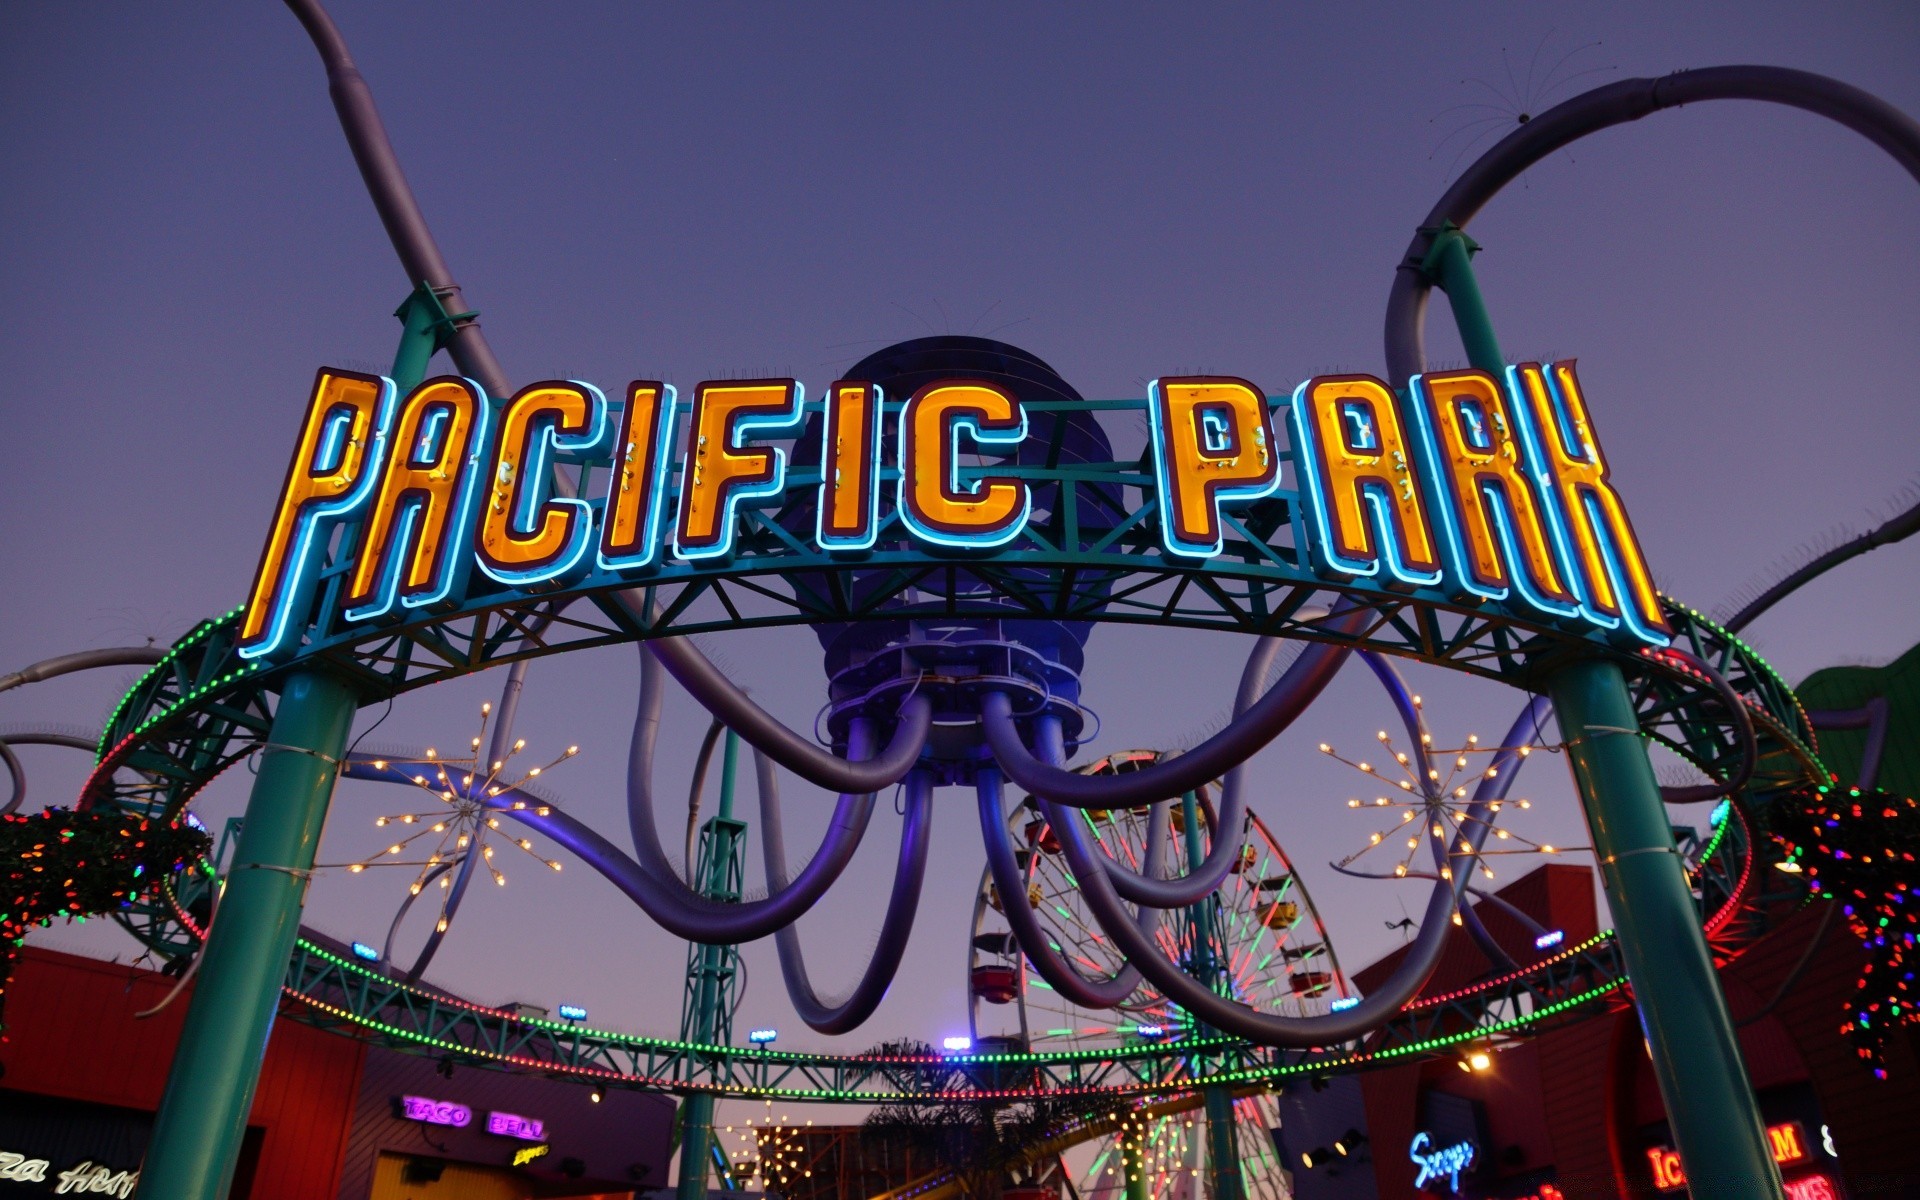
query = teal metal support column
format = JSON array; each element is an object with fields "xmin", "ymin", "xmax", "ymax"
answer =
[
  {"xmin": 1178, "ymin": 791, "xmax": 1246, "ymax": 1200},
  {"xmin": 139, "ymin": 289, "xmax": 439, "ymax": 1199},
  {"xmin": 1419, "ymin": 227, "xmax": 1504, "ymax": 376},
  {"xmin": 677, "ymin": 730, "xmax": 747, "ymax": 1200},
  {"xmin": 1548, "ymin": 661, "xmax": 1780, "ymax": 1200},
  {"xmin": 136, "ymin": 671, "xmax": 358, "ymax": 1199},
  {"xmin": 1427, "ymin": 228, "xmax": 1781, "ymax": 1200}
]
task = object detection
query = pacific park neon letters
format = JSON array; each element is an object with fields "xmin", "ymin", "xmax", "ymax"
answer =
[
  {"xmin": 674, "ymin": 380, "xmax": 805, "ymax": 561},
  {"xmin": 1287, "ymin": 374, "xmax": 1443, "ymax": 587},
  {"xmin": 240, "ymin": 359, "xmax": 1670, "ymax": 660},
  {"xmin": 1148, "ymin": 377, "xmax": 1279, "ymax": 558},
  {"xmin": 477, "ymin": 381, "xmax": 612, "ymax": 586},
  {"xmin": 238, "ymin": 368, "xmax": 394, "ymax": 658},
  {"xmin": 898, "ymin": 380, "xmax": 1029, "ymax": 549}
]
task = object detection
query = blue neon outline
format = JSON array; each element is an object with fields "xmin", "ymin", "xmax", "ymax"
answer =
[
  {"xmin": 314, "ymin": 407, "xmax": 357, "ymax": 475},
  {"xmin": 671, "ymin": 381, "xmax": 806, "ymax": 563},
  {"xmin": 815, "ymin": 382, "xmax": 885, "ymax": 552},
  {"xmin": 1144, "ymin": 379, "xmax": 1281, "ymax": 560},
  {"xmin": 896, "ymin": 386, "xmax": 1031, "ymax": 550},
  {"xmin": 476, "ymin": 381, "xmax": 613, "ymax": 588},
  {"xmin": 1505, "ymin": 364, "xmax": 1670, "ymax": 646},
  {"xmin": 1403, "ymin": 372, "xmax": 1580, "ymax": 620},
  {"xmin": 1578, "ymin": 489, "xmax": 1671, "ymax": 646},
  {"xmin": 239, "ymin": 373, "xmax": 399, "ymax": 661},
  {"xmin": 343, "ymin": 376, "xmax": 494, "ymax": 624},
  {"xmin": 1286, "ymin": 379, "xmax": 1442, "ymax": 586},
  {"xmin": 595, "ymin": 384, "xmax": 680, "ymax": 574},
  {"xmin": 1199, "ymin": 409, "xmax": 1232, "ymax": 453}
]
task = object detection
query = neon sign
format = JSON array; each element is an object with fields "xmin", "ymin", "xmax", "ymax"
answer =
[
  {"xmin": 1409, "ymin": 1131, "xmax": 1476, "ymax": 1192},
  {"xmin": 399, "ymin": 1094, "xmax": 472, "ymax": 1127},
  {"xmin": 1, "ymin": 1149, "xmax": 141, "ymax": 1197},
  {"xmin": 242, "ymin": 362, "xmax": 1668, "ymax": 660},
  {"xmin": 1648, "ymin": 1120, "xmax": 1813, "ymax": 1191},
  {"xmin": 486, "ymin": 1110, "xmax": 546, "ymax": 1141},
  {"xmin": 512, "ymin": 1144, "xmax": 551, "ymax": 1168}
]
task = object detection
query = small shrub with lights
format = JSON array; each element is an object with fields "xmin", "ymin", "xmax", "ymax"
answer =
[
  {"xmin": 1, "ymin": 808, "xmax": 210, "ymax": 1037},
  {"xmin": 1772, "ymin": 785, "xmax": 1920, "ymax": 1078}
]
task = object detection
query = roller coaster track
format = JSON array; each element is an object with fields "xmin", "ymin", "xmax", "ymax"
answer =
[{"xmin": 89, "ymin": 589, "xmax": 1806, "ymax": 1102}]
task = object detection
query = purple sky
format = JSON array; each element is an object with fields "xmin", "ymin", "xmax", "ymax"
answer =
[{"xmin": 5, "ymin": 0, "xmax": 1918, "ymax": 1125}]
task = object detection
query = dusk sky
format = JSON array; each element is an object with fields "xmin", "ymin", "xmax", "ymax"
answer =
[{"xmin": 4, "ymin": 0, "xmax": 1918, "ymax": 1131}]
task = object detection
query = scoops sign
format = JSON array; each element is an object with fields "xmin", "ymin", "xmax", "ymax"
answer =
[{"xmin": 240, "ymin": 362, "xmax": 1669, "ymax": 660}]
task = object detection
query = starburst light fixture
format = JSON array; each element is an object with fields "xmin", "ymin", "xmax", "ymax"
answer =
[
  {"xmin": 338, "ymin": 701, "xmax": 579, "ymax": 930},
  {"xmin": 1324, "ymin": 694, "xmax": 1564, "ymax": 882}
]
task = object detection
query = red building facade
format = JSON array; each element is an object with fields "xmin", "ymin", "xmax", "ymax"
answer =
[
  {"xmin": 1340, "ymin": 866, "xmax": 1920, "ymax": 1199},
  {"xmin": 0, "ymin": 944, "xmax": 672, "ymax": 1199}
]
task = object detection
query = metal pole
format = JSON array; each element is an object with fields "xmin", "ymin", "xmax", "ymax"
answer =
[
  {"xmin": 135, "ymin": 671, "xmax": 358, "ymax": 1199},
  {"xmin": 677, "ymin": 731, "xmax": 744, "ymax": 1200},
  {"xmin": 137, "ymin": 286, "xmax": 439, "ymax": 1200},
  {"xmin": 1178, "ymin": 791, "xmax": 1246, "ymax": 1200},
  {"xmin": 1430, "ymin": 229, "xmax": 1781, "ymax": 1200},
  {"xmin": 1548, "ymin": 661, "xmax": 1780, "ymax": 1200}
]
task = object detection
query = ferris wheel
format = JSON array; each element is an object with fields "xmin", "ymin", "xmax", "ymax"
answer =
[{"xmin": 966, "ymin": 750, "xmax": 1351, "ymax": 1198}]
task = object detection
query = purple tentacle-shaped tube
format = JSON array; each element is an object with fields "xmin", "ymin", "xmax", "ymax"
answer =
[
  {"xmin": 1384, "ymin": 66, "xmax": 1920, "ymax": 390},
  {"xmin": 760, "ymin": 754, "xmax": 934, "ymax": 1034},
  {"xmin": 392, "ymin": 660, "xmax": 533, "ymax": 983},
  {"xmin": 380, "ymin": 858, "xmax": 455, "ymax": 972},
  {"xmin": 0, "ymin": 646, "xmax": 166, "ymax": 696},
  {"xmin": 1023, "ymin": 640, "xmax": 1276, "ymax": 910},
  {"xmin": 1037, "ymin": 696, "xmax": 1549, "ymax": 1046},
  {"xmin": 645, "ymin": 635, "xmax": 933, "ymax": 795},
  {"xmin": 1344, "ymin": 650, "xmax": 1531, "ymax": 974},
  {"xmin": 977, "ymin": 765, "xmax": 1160, "ymax": 1010},
  {"xmin": 344, "ymin": 745, "xmax": 877, "ymax": 945},
  {"xmin": 620, "ymin": 645, "xmax": 925, "ymax": 941},
  {"xmin": 983, "ymin": 611, "xmax": 1363, "ymax": 810}
]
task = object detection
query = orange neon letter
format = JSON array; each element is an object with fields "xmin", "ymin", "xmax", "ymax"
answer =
[
  {"xmin": 1647, "ymin": 1147, "xmax": 1686, "ymax": 1191},
  {"xmin": 1147, "ymin": 377, "xmax": 1279, "ymax": 557},
  {"xmin": 897, "ymin": 380, "xmax": 1029, "ymax": 548},
  {"xmin": 344, "ymin": 376, "xmax": 491, "ymax": 620},
  {"xmin": 1289, "ymin": 374, "xmax": 1441, "ymax": 586},
  {"xmin": 1509, "ymin": 361, "xmax": 1671, "ymax": 642},
  {"xmin": 598, "ymin": 381, "xmax": 678, "ymax": 571},
  {"xmin": 816, "ymin": 380, "xmax": 883, "ymax": 550},
  {"xmin": 672, "ymin": 379, "xmax": 804, "ymax": 560},
  {"xmin": 239, "ymin": 368, "xmax": 395, "ymax": 658},
  {"xmin": 1406, "ymin": 368, "xmax": 1576, "ymax": 615},
  {"xmin": 476, "ymin": 381, "xmax": 610, "ymax": 586}
]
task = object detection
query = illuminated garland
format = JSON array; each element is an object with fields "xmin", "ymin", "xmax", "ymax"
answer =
[
  {"xmin": 1772, "ymin": 785, "xmax": 1920, "ymax": 1078},
  {"xmin": 0, "ymin": 809, "xmax": 209, "ymax": 1037},
  {"xmin": 277, "ymin": 926, "xmax": 1625, "ymax": 1101}
]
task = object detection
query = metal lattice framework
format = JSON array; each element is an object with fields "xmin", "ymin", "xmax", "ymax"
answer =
[
  {"xmin": 261, "ymin": 920, "xmax": 1630, "ymax": 1104},
  {"xmin": 82, "ymin": 576, "xmax": 1818, "ymax": 829},
  {"xmin": 103, "ymin": 599, "xmax": 1785, "ymax": 1105}
]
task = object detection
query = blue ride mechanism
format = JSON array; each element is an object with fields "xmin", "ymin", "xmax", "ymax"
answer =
[{"xmin": 800, "ymin": 336, "xmax": 1115, "ymax": 782}]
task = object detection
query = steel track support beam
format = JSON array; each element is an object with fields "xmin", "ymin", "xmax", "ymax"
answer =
[
  {"xmin": 1549, "ymin": 659, "xmax": 1780, "ymax": 1200},
  {"xmin": 136, "ymin": 670, "xmax": 358, "ymax": 1199},
  {"xmin": 138, "ymin": 287, "xmax": 436, "ymax": 1200},
  {"xmin": 1428, "ymin": 228, "xmax": 1781, "ymax": 1200},
  {"xmin": 677, "ymin": 730, "xmax": 746, "ymax": 1200},
  {"xmin": 1178, "ymin": 789, "xmax": 1247, "ymax": 1200}
]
